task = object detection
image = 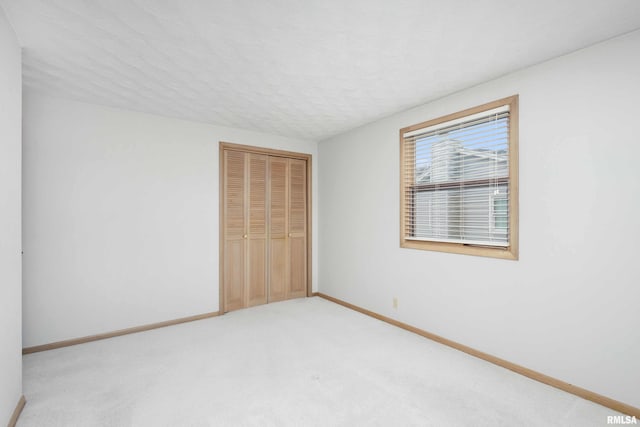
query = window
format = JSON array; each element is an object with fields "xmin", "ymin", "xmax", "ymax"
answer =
[{"xmin": 400, "ymin": 95, "xmax": 518, "ymax": 259}]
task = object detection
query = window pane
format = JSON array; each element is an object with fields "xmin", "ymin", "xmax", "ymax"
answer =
[
  {"xmin": 414, "ymin": 117, "xmax": 509, "ymax": 185},
  {"xmin": 413, "ymin": 184, "xmax": 508, "ymax": 245},
  {"xmin": 494, "ymin": 197, "xmax": 508, "ymax": 229}
]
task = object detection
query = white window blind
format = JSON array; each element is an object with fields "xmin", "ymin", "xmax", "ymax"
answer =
[{"xmin": 402, "ymin": 104, "xmax": 512, "ymax": 247}]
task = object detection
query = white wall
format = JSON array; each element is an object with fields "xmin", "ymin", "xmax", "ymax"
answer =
[
  {"xmin": 0, "ymin": 5, "xmax": 22, "ymax": 424},
  {"xmin": 22, "ymin": 92, "xmax": 318, "ymax": 347},
  {"xmin": 319, "ymin": 30, "xmax": 640, "ymax": 408}
]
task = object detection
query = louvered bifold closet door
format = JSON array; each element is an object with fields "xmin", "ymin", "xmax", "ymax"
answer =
[
  {"xmin": 268, "ymin": 157, "xmax": 288, "ymax": 302},
  {"xmin": 223, "ymin": 150, "xmax": 246, "ymax": 312},
  {"xmin": 247, "ymin": 154, "xmax": 268, "ymax": 307},
  {"xmin": 288, "ymin": 159, "xmax": 307, "ymax": 298},
  {"xmin": 223, "ymin": 145, "xmax": 308, "ymax": 312}
]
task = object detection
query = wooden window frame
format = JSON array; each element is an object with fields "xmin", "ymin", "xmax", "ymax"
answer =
[
  {"xmin": 219, "ymin": 142, "xmax": 313, "ymax": 314},
  {"xmin": 399, "ymin": 95, "xmax": 519, "ymax": 260}
]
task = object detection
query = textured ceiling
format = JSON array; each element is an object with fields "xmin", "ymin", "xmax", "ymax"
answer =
[{"xmin": 2, "ymin": 0, "xmax": 640, "ymax": 140}]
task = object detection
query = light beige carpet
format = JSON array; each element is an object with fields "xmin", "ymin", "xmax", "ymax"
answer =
[{"xmin": 20, "ymin": 297, "xmax": 617, "ymax": 426}]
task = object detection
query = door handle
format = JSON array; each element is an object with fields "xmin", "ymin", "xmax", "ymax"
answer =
[{"xmin": 243, "ymin": 234, "xmax": 248, "ymax": 239}]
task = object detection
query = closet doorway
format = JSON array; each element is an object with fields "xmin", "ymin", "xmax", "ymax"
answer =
[{"xmin": 219, "ymin": 142, "xmax": 312, "ymax": 313}]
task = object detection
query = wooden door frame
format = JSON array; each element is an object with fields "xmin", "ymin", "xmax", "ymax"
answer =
[{"xmin": 219, "ymin": 141, "xmax": 313, "ymax": 314}]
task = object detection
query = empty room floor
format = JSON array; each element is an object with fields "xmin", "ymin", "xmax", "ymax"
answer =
[{"xmin": 20, "ymin": 297, "xmax": 615, "ymax": 426}]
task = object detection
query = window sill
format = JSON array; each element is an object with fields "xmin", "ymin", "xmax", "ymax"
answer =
[{"xmin": 400, "ymin": 239, "xmax": 518, "ymax": 260}]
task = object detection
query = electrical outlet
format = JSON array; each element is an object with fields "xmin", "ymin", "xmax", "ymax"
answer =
[{"xmin": 393, "ymin": 297, "xmax": 398, "ymax": 309}]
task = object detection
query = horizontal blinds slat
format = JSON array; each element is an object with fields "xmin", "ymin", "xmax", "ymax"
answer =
[
  {"xmin": 405, "ymin": 236, "xmax": 509, "ymax": 247},
  {"xmin": 407, "ymin": 224, "xmax": 509, "ymax": 229},
  {"xmin": 406, "ymin": 201, "xmax": 509, "ymax": 205},
  {"xmin": 406, "ymin": 201, "xmax": 510, "ymax": 207},
  {"xmin": 411, "ymin": 221, "xmax": 509, "ymax": 229},
  {"xmin": 405, "ymin": 183, "xmax": 509, "ymax": 191},
  {"xmin": 414, "ymin": 168, "xmax": 508, "ymax": 180},
  {"xmin": 406, "ymin": 125, "xmax": 509, "ymax": 147},
  {"xmin": 411, "ymin": 145, "xmax": 508, "ymax": 158},
  {"xmin": 412, "ymin": 160, "xmax": 508, "ymax": 170},
  {"xmin": 411, "ymin": 153, "xmax": 509, "ymax": 163},
  {"xmin": 405, "ymin": 212, "xmax": 509, "ymax": 217}
]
